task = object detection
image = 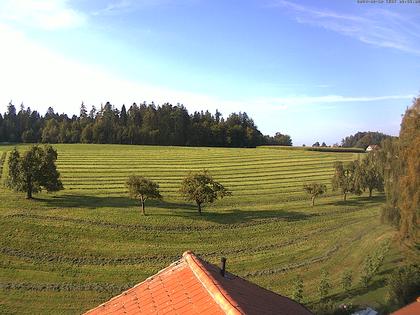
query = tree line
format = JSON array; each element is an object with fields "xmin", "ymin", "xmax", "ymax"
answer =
[
  {"xmin": 0, "ymin": 101, "xmax": 292, "ymax": 147},
  {"xmin": 341, "ymin": 131, "xmax": 392, "ymax": 149}
]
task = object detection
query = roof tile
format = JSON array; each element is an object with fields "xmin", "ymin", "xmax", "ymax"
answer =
[
  {"xmin": 391, "ymin": 297, "xmax": 420, "ymax": 315},
  {"xmin": 84, "ymin": 251, "xmax": 312, "ymax": 315}
]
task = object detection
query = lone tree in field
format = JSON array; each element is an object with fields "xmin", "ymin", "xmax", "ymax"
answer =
[
  {"xmin": 6, "ymin": 145, "xmax": 63, "ymax": 199},
  {"xmin": 126, "ymin": 175, "xmax": 162, "ymax": 215},
  {"xmin": 360, "ymin": 152, "xmax": 384, "ymax": 197},
  {"xmin": 303, "ymin": 183, "xmax": 327, "ymax": 206},
  {"xmin": 180, "ymin": 170, "xmax": 231, "ymax": 215},
  {"xmin": 331, "ymin": 161, "xmax": 362, "ymax": 201}
]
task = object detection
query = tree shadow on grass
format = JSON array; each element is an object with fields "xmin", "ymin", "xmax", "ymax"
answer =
[
  {"xmin": 376, "ymin": 257, "xmax": 405, "ymax": 277},
  {"xmin": 39, "ymin": 194, "xmax": 196, "ymax": 211},
  {"xmin": 327, "ymin": 278, "xmax": 387, "ymax": 302},
  {"xmin": 327, "ymin": 195, "xmax": 385, "ymax": 207},
  {"xmin": 186, "ymin": 208, "xmax": 317, "ymax": 225},
  {"xmin": 38, "ymin": 194, "xmax": 314, "ymax": 225}
]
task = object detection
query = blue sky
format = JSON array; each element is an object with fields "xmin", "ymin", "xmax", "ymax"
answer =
[{"xmin": 0, "ymin": 0, "xmax": 419, "ymax": 145}]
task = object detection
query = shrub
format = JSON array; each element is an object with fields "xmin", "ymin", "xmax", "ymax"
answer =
[
  {"xmin": 291, "ymin": 275, "xmax": 304, "ymax": 303},
  {"xmin": 387, "ymin": 264, "xmax": 420, "ymax": 308},
  {"xmin": 341, "ymin": 270, "xmax": 352, "ymax": 293},
  {"xmin": 318, "ymin": 269, "xmax": 331, "ymax": 300},
  {"xmin": 360, "ymin": 240, "xmax": 390, "ymax": 287}
]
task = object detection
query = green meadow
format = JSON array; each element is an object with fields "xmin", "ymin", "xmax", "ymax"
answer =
[{"xmin": 0, "ymin": 144, "xmax": 399, "ymax": 314}]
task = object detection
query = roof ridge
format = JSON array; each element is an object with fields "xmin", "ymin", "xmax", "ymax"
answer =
[
  {"xmin": 183, "ymin": 251, "xmax": 244, "ymax": 315},
  {"xmin": 84, "ymin": 258, "xmax": 185, "ymax": 314}
]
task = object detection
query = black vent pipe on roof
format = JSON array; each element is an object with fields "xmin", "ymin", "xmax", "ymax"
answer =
[{"xmin": 220, "ymin": 257, "xmax": 227, "ymax": 277}]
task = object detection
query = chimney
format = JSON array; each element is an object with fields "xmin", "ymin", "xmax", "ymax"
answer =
[{"xmin": 220, "ymin": 257, "xmax": 227, "ymax": 277}]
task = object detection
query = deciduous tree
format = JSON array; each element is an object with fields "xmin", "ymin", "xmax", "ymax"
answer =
[
  {"xmin": 331, "ymin": 161, "xmax": 362, "ymax": 201},
  {"xmin": 397, "ymin": 98, "xmax": 419, "ymax": 244},
  {"xmin": 303, "ymin": 183, "xmax": 327, "ymax": 206},
  {"xmin": 377, "ymin": 97, "xmax": 419, "ymax": 246},
  {"xmin": 6, "ymin": 145, "xmax": 63, "ymax": 199},
  {"xmin": 360, "ymin": 152, "xmax": 384, "ymax": 197},
  {"xmin": 126, "ymin": 175, "xmax": 162, "ymax": 215},
  {"xmin": 180, "ymin": 170, "xmax": 231, "ymax": 214}
]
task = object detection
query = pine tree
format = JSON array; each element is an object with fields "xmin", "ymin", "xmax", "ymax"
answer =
[{"xmin": 80, "ymin": 102, "xmax": 88, "ymax": 119}]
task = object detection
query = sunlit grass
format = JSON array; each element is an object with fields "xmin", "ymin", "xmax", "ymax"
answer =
[{"xmin": 0, "ymin": 144, "xmax": 396, "ymax": 314}]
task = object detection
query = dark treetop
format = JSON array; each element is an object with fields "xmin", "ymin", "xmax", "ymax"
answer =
[{"xmin": 0, "ymin": 101, "xmax": 292, "ymax": 148}]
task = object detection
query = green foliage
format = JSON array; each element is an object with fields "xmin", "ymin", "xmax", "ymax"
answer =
[
  {"xmin": 263, "ymin": 132, "xmax": 293, "ymax": 146},
  {"xmin": 377, "ymin": 137, "xmax": 401, "ymax": 227},
  {"xmin": 377, "ymin": 97, "xmax": 419, "ymax": 246},
  {"xmin": 359, "ymin": 152, "xmax": 384, "ymax": 197},
  {"xmin": 42, "ymin": 119, "xmax": 60, "ymax": 143},
  {"xmin": 6, "ymin": 145, "xmax": 63, "ymax": 198},
  {"xmin": 318, "ymin": 269, "xmax": 331, "ymax": 301},
  {"xmin": 291, "ymin": 275, "xmax": 304, "ymax": 303},
  {"xmin": 180, "ymin": 170, "xmax": 231, "ymax": 214},
  {"xmin": 360, "ymin": 240, "xmax": 390, "ymax": 287},
  {"xmin": 303, "ymin": 182, "xmax": 327, "ymax": 206},
  {"xmin": 0, "ymin": 151, "xmax": 6, "ymax": 180},
  {"xmin": 126, "ymin": 175, "xmax": 162, "ymax": 215},
  {"xmin": 387, "ymin": 264, "xmax": 420, "ymax": 308},
  {"xmin": 397, "ymin": 98, "xmax": 419, "ymax": 244},
  {"xmin": 341, "ymin": 270, "xmax": 352, "ymax": 293},
  {"xmin": 306, "ymin": 147, "xmax": 365, "ymax": 153},
  {"xmin": 341, "ymin": 131, "xmax": 392, "ymax": 148},
  {"xmin": 311, "ymin": 301, "xmax": 356, "ymax": 315},
  {"xmin": 0, "ymin": 102, "xmax": 276, "ymax": 148},
  {"xmin": 331, "ymin": 161, "xmax": 362, "ymax": 201}
]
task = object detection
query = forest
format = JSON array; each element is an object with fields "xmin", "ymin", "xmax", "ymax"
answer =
[{"xmin": 0, "ymin": 101, "xmax": 292, "ymax": 147}]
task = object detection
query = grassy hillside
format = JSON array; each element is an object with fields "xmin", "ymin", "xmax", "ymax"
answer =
[{"xmin": 0, "ymin": 144, "xmax": 398, "ymax": 314}]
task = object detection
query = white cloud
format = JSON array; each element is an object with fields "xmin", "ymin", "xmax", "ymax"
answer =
[
  {"xmin": 270, "ymin": 0, "xmax": 420, "ymax": 55},
  {"xmin": 0, "ymin": 0, "xmax": 86, "ymax": 30},
  {"xmin": 0, "ymin": 23, "xmax": 413, "ymax": 138},
  {"xmin": 92, "ymin": 0, "xmax": 196, "ymax": 16},
  {"xmin": 92, "ymin": 0, "xmax": 132, "ymax": 16},
  {"xmin": 267, "ymin": 94, "xmax": 413, "ymax": 106},
  {"xmin": 0, "ymin": 23, "xmax": 242, "ymax": 116}
]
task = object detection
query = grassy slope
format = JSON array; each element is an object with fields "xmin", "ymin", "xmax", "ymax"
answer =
[{"xmin": 0, "ymin": 144, "xmax": 399, "ymax": 314}]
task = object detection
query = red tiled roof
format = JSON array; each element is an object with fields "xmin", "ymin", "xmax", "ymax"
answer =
[
  {"xmin": 391, "ymin": 297, "xmax": 420, "ymax": 315},
  {"xmin": 84, "ymin": 251, "xmax": 312, "ymax": 315}
]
